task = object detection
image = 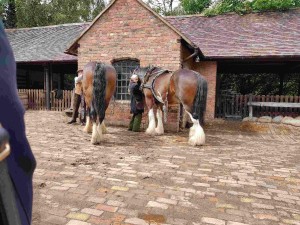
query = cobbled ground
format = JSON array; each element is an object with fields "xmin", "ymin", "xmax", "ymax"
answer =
[{"xmin": 26, "ymin": 111, "xmax": 300, "ymax": 225}]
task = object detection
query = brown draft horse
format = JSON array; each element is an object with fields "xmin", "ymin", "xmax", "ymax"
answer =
[
  {"xmin": 132, "ymin": 67, "xmax": 207, "ymax": 146},
  {"xmin": 82, "ymin": 62, "xmax": 116, "ymax": 144}
]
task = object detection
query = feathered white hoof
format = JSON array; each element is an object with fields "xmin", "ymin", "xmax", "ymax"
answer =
[
  {"xmin": 155, "ymin": 127, "xmax": 164, "ymax": 135},
  {"xmin": 146, "ymin": 127, "xmax": 156, "ymax": 135},
  {"xmin": 146, "ymin": 109, "xmax": 156, "ymax": 135},
  {"xmin": 188, "ymin": 119, "xmax": 205, "ymax": 146}
]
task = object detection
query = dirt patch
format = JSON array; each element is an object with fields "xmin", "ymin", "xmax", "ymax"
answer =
[{"xmin": 240, "ymin": 122, "xmax": 269, "ymax": 133}]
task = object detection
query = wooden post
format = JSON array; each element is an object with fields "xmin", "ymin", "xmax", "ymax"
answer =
[
  {"xmin": 44, "ymin": 66, "xmax": 51, "ymax": 110},
  {"xmin": 249, "ymin": 94, "xmax": 253, "ymax": 118}
]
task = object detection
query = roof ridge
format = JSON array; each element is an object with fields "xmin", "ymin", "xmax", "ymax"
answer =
[
  {"xmin": 5, "ymin": 22, "xmax": 90, "ymax": 31},
  {"xmin": 166, "ymin": 7, "xmax": 300, "ymax": 19}
]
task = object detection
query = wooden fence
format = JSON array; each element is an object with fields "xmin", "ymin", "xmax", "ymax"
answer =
[
  {"xmin": 18, "ymin": 89, "xmax": 73, "ymax": 111},
  {"xmin": 216, "ymin": 94, "xmax": 300, "ymax": 119}
]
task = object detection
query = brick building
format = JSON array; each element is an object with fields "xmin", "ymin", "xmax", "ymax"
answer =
[{"xmin": 65, "ymin": 0, "xmax": 300, "ymax": 129}]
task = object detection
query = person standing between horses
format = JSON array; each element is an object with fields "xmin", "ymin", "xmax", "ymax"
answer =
[
  {"xmin": 128, "ymin": 74, "xmax": 144, "ymax": 132},
  {"xmin": 0, "ymin": 20, "xmax": 36, "ymax": 225},
  {"xmin": 68, "ymin": 70, "xmax": 84, "ymax": 124}
]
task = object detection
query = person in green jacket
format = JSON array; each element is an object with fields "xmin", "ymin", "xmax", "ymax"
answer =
[{"xmin": 128, "ymin": 74, "xmax": 144, "ymax": 132}]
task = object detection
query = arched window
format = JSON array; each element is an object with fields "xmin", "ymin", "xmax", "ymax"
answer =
[{"xmin": 112, "ymin": 59, "xmax": 140, "ymax": 100}]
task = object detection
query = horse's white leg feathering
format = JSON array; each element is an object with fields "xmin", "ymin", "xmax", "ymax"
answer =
[
  {"xmin": 91, "ymin": 123, "xmax": 98, "ymax": 144},
  {"xmin": 155, "ymin": 108, "xmax": 164, "ymax": 135},
  {"xmin": 186, "ymin": 111, "xmax": 205, "ymax": 146},
  {"xmin": 101, "ymin": 121, "xmax": 108, "ymax": 134},
  {"xmin": 83, "ymin": 117, "xmax": 92, "ymax": 133},
  {"xmin": 97, "ymin": 123, "xmax": 104, "ymax": 142},
  {"xmin": 146, "ymin": 108, "xmax": 156, "ymax": 135}
]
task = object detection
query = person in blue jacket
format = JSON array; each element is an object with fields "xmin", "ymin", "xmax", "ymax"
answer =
[{"xmin": 0, "ymin": 20, "xmax": 36, "ymax": 225}]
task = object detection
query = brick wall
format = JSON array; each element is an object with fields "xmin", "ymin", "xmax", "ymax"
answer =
[
  {"xmin": 77, "ymin": 0, "xmax": 181, "ymax": 71},
  {"xmin": 105, "ymin": 101, "xmax": 180, "ymax": 131},
  {"xmin": 192, "ymin": 62, "xmax": 217, "ymax": 120}
]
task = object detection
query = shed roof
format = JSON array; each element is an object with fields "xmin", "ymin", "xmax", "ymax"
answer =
[
  {"xmin": 6, "ymin": 23, "xmax": 89, "ymax": 63},
  {"xmin": 166, "ymin": 9, "xmax": 300, "ymax": 59}
]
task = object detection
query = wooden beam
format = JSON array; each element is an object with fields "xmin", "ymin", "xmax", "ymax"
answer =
[
  {"xmin": 248, "ymin": 102, "xmax": 300, "ymax": 108},
  {"xmin": 44, "ymin": 65, "xmax": 51, "ymax": 110}
]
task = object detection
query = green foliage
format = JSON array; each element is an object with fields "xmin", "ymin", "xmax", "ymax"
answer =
[
  {"xmin": 146, "ymin": 0, "xmax": 183, "ymax": 16},
  {"xmin": 252, "ymin": 0, "xmax": 295, "ymax": 11},
  {"xmin": 181, "ymin": 0, "xmax": 211, "ymax": 14},
  {"xmin": 220, "ymin": 73, "xmax": 300, "ymax": 96},
  {"xmin": 204, "ymin": 0, "xmax": 300, "ymax": 16},
  {"xmin": 1, "ymin": 0, "xmax": 16, "ymax": 28},
  {"xmin": 3, "ymin": 0, "xmax": 105, "ymax": 28}
]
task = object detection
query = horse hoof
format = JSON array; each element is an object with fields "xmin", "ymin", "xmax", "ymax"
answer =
[
  {"xmin": 146, "ymin": 129, "xmax": 156, "ymax": 135},
  {"xmin": 188, "ymin": 137, "xmax": 205, "ymax": 146},
  {"xmin": 155, "ymin": 128, "xmax": 164, "ymax": 135},
  {"xmin": 83, "ymin": 128, "xmax": 92, "ymax": 133}
]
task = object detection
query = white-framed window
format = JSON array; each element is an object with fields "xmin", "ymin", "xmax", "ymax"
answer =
[{"xmin": 113, "ymin": 59, "xmax": 140, "ymax": 100}]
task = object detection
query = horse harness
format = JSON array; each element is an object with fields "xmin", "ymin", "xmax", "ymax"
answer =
[
  {"xmin": 141, "ymin": 67, "xmax": 172, "ymax": 123},
  {"xmin": 141, "ymin": 67, "xmax": 171, "ymax": 104}
]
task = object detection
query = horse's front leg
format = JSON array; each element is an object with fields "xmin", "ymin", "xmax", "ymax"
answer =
[
  {"xmin": 146, "ymin": 107, "xmax": 156, "ymax": 135},
  {"xmin": 155, "ymin": 106, "xmax": 164, "ymax": 135}
]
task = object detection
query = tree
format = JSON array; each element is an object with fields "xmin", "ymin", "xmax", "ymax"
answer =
[
  {"xmin": 146, "ymin": 0, "xmax": 181, "ymax": 15},
  {"xmin": 15, "ymin": 0, "xmax": 52, "ymax": 28},
  {"xmin": 1, "ymin": 0, "xmax": 17, "ymax": 28},
  {"xmin": 13, "ymin": 0, "xmax": 106, "ymax": 28},
  {"xmin": 204, "ymin": 0, "xmax": 300, "ymax": 16},
  {"xmin": 180, "ymin": 0, "xmax": 211, "ymax": 15}
]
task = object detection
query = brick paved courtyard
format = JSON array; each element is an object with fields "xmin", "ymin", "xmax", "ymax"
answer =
[{"xmin": 26, "ymin": 111, "xmax": 300, "ymax": 225}]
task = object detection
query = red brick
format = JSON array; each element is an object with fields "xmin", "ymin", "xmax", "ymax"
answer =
[{"xmin": 96, "ymin": 204, "xmax": 118, "ymax": 212}]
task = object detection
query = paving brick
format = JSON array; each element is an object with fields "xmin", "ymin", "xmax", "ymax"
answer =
[
  {"xmin": 66, "ymin": 213, "xmax": 90, "ymax": 221},
  {"xmin": 227, "ymin": 222, "xmax": 250, "ymax": 225},
  {"xmin": 81, "ymin": 208, "xmax": 104, "ymax": 216},
  {"xmin": 86, "ymin": 197, "xmax": 106, "ymax": 204},
  {"xmin": 124, "ymin": 218, "xmax": 148, "ymax": 225},
  {"xmin": 253, "ymin": 214, "xmax": 279, "ymax": 221},
  {"xmin": 95, "ymin": 204, "xmax": 118, "ymax": 212},
  {"xmin": 66, "ymin": 220, "xmax": 91, "ymax": 225},
  {"xmin": 201, "ymin": 217, "xmax": 225, "ymax": 225},
  {"xmin": 251, "ymin": 203, "xmax": 275, "ymax": 210},
  {"xmin": 146, "ymin": 201, "xmax": 168, "ymax": 209},
  {"xmin": 156, "ymin": 197, "xmax": 177, "ymax": 205}
]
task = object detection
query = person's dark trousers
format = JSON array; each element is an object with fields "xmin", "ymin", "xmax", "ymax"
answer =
[
  {"xmin": 80, "ymin": 96, "xmax": 86, "ymax": 125},
  {"xmin": 68, "ymin": 93, "xmax": 81, "ymax": 124},
  {"xmin": 128, "ymin": 113, "xmax": 142, "ymax": 132}
]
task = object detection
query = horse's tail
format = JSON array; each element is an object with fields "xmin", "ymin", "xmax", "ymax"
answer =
[
  {"xmin": 192, "ymin": 74, "xmax": 208, "ymax": 125},
  {"xmin": 93, "ymin": 62, "xmax": 106, "ymax": 122}
]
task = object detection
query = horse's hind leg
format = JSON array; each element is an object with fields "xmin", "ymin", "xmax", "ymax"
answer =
[
  {"xmin": 155, "ymin": 107, "xmax": 164, "ymax": 135},
  {"xmin": 83, "ymin": 108, "xmax": 93, "ymax": 133},
  {"xmin": 101, "ymin": 120, "xmax": 108, "ymax": 134},
  {"xmin": 146, "ymin": 108, "xmax": 156, "ymax": 135},
  {"xmin": 185, "ymin": 110, "xmax": 205, "ymax": 146}
]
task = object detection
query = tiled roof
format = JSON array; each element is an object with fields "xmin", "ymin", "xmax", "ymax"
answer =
[
  {"xmin": 6, "ymin": 23, "xmax": 89, "ymax": 63},
  {"xmin": 166, "ymin": 9, "xmax": 300, "ymax": 59}
]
